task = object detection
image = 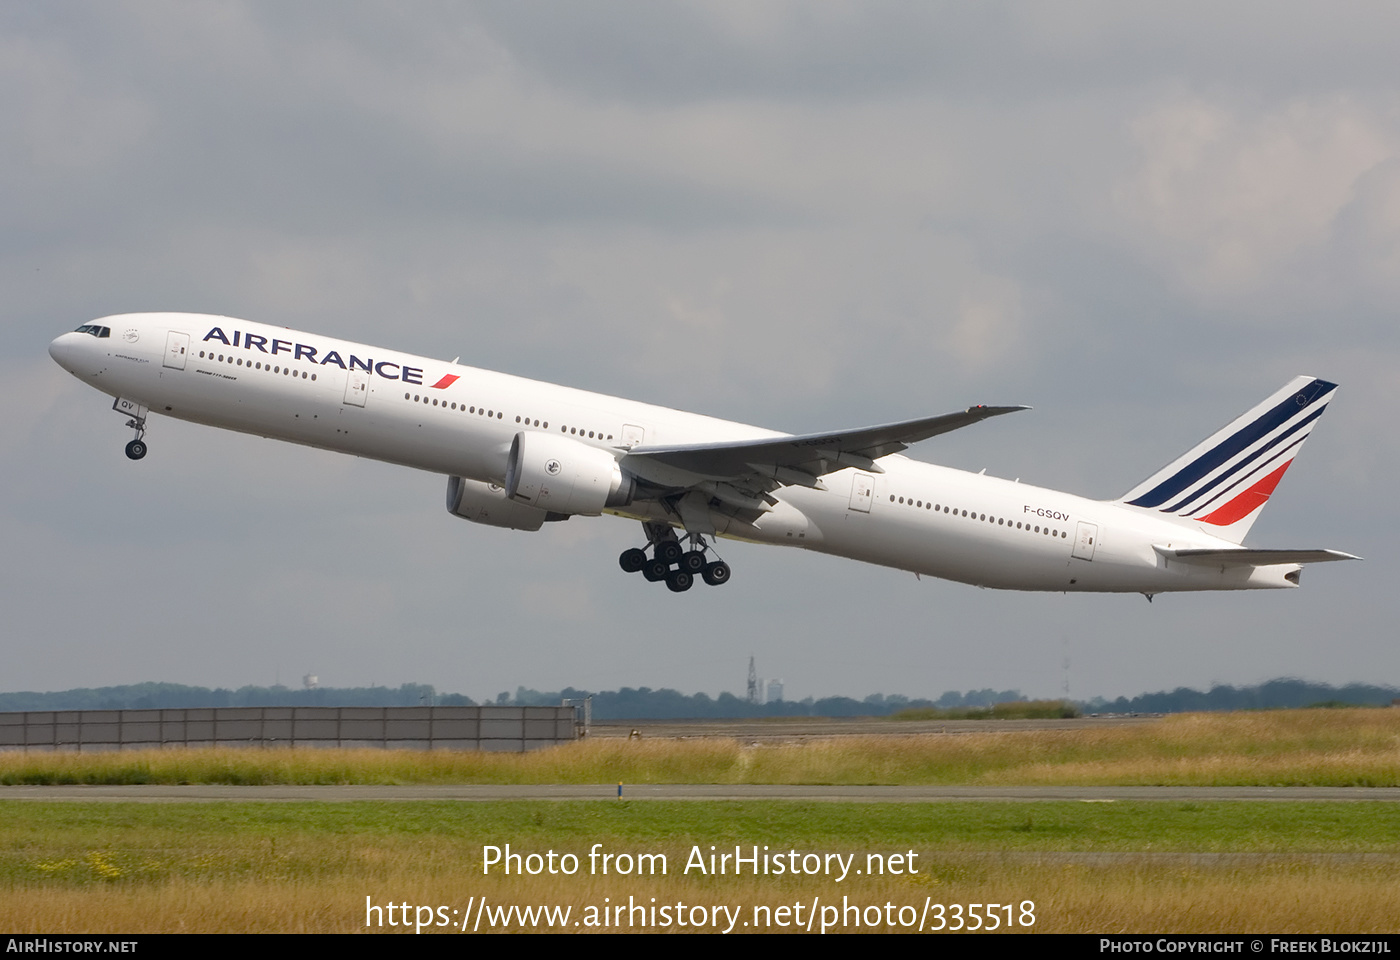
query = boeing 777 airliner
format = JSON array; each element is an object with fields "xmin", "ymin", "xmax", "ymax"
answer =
[{"xmin": 49, "ymin": 313, "xmax": 1356, "ymax": 597}]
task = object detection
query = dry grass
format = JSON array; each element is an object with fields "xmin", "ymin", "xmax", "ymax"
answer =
[
  {"xmin": 3, "ymin": 799, "xmax": 1399, "ymax": 933},
  {"xmin": 3, "ymin": 709, "xmax": 1398, "ymax": 786},
  {"xmin": 4, "ymin": 854, "xmax": 1396, "ymax": 933}
]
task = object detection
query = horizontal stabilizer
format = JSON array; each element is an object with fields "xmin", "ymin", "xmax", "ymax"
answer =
[{"xmin": 1153, "ymin": 545, "xmax": 1361, "ymax": 566}]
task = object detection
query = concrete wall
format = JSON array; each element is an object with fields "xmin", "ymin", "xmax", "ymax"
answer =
[{"xmin": 0, "ymin": 706, "xmax": 579, "ymax": 753}]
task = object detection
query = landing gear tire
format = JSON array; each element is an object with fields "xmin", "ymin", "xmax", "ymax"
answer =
[
  {"xmin": 656, "ymin": 540, "xmax": 683, "ymax": 564},
  {"xmin": 680, "ymin": 550, "xmax": 707, "ymax": 575},
  {"xmin": 702, "ymin": 560, "xmax": 731, "ymax": 586},
  {"xmin": 125, "ymin": 439, "xmax": 148, "ymax": 461},
  {"xmin": 619, "ymin": 548, "xmax": 647, "ymax": 573},
  {"xmin": 666, "ymin": 569, "xmax": 694, "ymax": 593},
  {"xmin": 643, "ymin": 558, "xmax": 670, "ymax": 582}
]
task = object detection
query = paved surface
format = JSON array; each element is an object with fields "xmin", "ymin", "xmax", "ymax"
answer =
[{"xmin": 4, "ymin": 784, "xmax": 1399, "ymax": 802}]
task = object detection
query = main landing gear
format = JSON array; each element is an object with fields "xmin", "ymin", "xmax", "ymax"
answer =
[{"xmin": 619, "ymin": 523, "xmax": 731, "ymax": 593}]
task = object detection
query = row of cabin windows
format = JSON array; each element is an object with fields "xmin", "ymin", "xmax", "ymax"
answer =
[
  {"xmin": 563, "ymin": 425, "xmax": 614, "ymax": 441},
  {"xmin": 188, "ymin": 356, "xmax": 623, "ymax": 442},
  {"xmin": 199, "ymin": 350, "xmax": 316, "ymax": 380},
  {"xmin": 888, "ymin": 494, "xmax": 1069, "ymax": 539},
  {"xmin": 407, "ymin": 393, "xmax": 506, "ymax": 419},
  {"xmin": 190, "ymin": 353, "xmax": 609, "ymax": 439},
  {"xmin": 403, "ymin": 393, "xmax": 615, "ymax": 441}
]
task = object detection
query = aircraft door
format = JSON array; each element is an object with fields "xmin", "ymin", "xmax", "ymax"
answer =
[
  {"xmin": 848, "ymin": 473, "xmax": 874, "ymax": 513},
  {"xmin": 163, "ymin": 331, "xmax": 190, "ymax": 370},
  {"xmin": 621, "ymin": 424, "xmax": 645, "ymax": 448},
  {"xmin": 1073, "ymin": 521, "xmax": 1098, "ymax": 561},
  {"xmin": 344, "ymin": 370, "xmax": 369, "ymax": 407}
]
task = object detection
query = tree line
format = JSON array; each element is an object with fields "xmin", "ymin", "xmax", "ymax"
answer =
[{"xmin": 1, "ymin": 678, "xmax": 1394, "ymax": 717}]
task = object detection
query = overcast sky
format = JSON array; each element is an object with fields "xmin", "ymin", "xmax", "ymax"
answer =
[{"xmin": 4, "ymin": 2, "xmax": 1397, "ymax": 704}]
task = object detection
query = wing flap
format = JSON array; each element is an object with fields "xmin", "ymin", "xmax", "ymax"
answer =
[{"xmin": 623, "ymin": 405, "xmax": 1027, "ymax": 483}]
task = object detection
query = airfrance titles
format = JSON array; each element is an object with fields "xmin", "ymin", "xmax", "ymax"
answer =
[{"xmin": 202, "ymin": 327, "xmax": 425, "ymax": 384}]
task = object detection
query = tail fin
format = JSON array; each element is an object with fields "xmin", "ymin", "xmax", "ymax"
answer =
[{"xmin": 1116, "ymin": 376, "xmax": 1338, "ymax": 543}]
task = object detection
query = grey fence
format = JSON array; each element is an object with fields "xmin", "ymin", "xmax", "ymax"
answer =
[{"xmin": 0, "ymin": 706, "xmax": 579, "ymax": 753}]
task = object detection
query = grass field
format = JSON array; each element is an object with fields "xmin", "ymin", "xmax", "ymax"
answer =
[
  {"xmin": 3, "ymin": 709, "xmax": 1398, "ymax": 933},
  {"xmin": 2, "ymin": 800, "xmax": 1399, "ymax": 933},
  {"xmin": 3, "ymin": 708, "xmax": 1398, "ymax": 786}
]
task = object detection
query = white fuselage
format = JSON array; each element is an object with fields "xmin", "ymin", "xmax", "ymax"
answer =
[{"xmin": 49, "ymin": 313, "xmax": 1299, "ymax": 594}]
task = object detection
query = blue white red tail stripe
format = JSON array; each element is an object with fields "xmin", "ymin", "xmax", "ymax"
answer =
[
  {"xmin": 1178, "ymin": 435, "xmax": 1306, "ymax": 518},
  {"xmin": 1193, "ymin": 459, "xmax": 1293, "ymax": 526},
  {"xmin": 1116, "ymin": 376, "xmax": 1337, "ymax": 543},
  {"xmin": 1125, "ymin": 378, "xmax": 1335, "ymax": 509}
]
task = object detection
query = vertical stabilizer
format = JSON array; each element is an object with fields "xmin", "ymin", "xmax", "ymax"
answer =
[{"xmin": 1116, "ymin": 377, "xmax": 1337, "ymax": 543}]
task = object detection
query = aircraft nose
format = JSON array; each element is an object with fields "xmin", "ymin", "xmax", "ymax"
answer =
[{"xmin": 49, "ymin": 332, "xmax": 80, "ymax": 371}]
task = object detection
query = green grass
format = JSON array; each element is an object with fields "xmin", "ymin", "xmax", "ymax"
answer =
[
  {"xmin": 4, "ymin": 799, "xmax": 1400, "ymax": 888},
  {"xmin": 892, "ymin": 699, "xmax": 1081, "ymax": 720}
]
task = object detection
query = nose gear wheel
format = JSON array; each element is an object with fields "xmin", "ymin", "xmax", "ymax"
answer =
[{"xmin": 122, "ymin": 409, "xmax": 149, "ymax": 460}]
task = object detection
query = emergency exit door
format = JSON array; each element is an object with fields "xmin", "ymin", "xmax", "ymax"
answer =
[
  {"xmin": 163, "ymin": 331, "xmax": 190, "ymax": 370},
  {"xmin": 1073, "ymin": 521, "xmax": 1098, "ymax": 561},
  {"xmin": 849, "ymin": 473, "xmax": 874, "ymax": 513},
  {"xmin": 344, "ymin": 370, "xmax": 369, "ymax": 407}
]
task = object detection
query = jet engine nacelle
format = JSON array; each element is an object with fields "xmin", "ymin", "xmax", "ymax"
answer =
[
  {"xmin": 505, "ymin": 431, "xmax": 634, "ymax": 516},
  {"xmin": 446, "ymin": 475, "xmax": 548, "ymax": 531}
]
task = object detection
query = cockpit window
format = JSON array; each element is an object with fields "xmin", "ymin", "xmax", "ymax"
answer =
[{"xmin": 72, "ymin": 325, "xmax": 110, "ymax": 338}]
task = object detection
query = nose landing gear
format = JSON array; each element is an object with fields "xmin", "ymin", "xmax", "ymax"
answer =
[
  {"xmin": 120, "ymin": 403, "xmax": 149, "ymax": 460},
  {"xmin": 112, "ymin": 397, "xmax": 150, "ymax": 460},
  {"xmin": 618, "ymin": 523, "xmax": 731, "ymax": 592}
]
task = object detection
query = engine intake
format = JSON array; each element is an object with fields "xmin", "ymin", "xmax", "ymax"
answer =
[
  {"xmin": 446, "ymin": 475, "xmax": 549, "ymax": 531},
  {"xmin": 504, "ymin": 432, "xmax": 634, "ymax": 516}
]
